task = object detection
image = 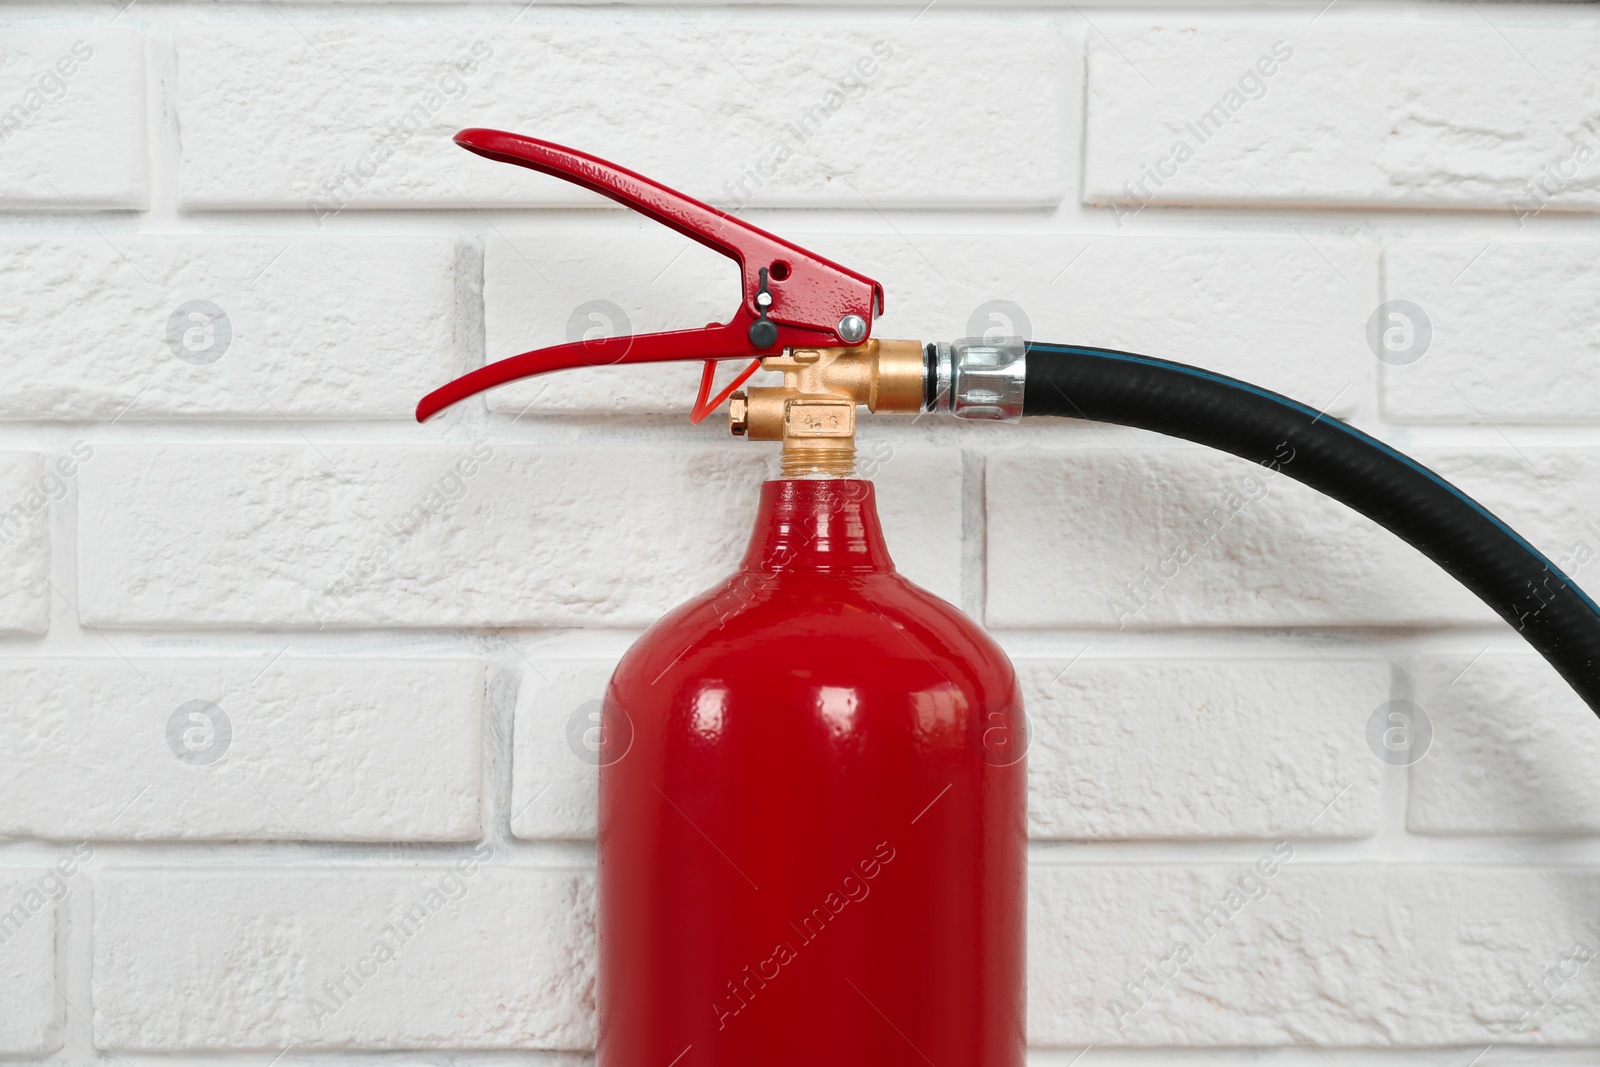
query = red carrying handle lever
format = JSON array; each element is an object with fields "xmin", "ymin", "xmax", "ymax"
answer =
[{"xmin": 416, "ymin": 130, "xmax": 885, "ymax": 423}]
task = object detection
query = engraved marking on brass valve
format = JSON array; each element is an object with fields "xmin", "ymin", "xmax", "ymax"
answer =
[{"xmin": 786, "ymin": 399, "xmax": 854, "ymax": 437}]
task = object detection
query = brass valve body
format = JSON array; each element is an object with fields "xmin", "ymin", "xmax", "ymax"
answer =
[{"xmin": 729, "ymin": 338, "xmax": 923, "ymax": 477}]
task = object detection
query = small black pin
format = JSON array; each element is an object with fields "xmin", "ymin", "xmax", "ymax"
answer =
[{"xmin": 747, "ymin": 267, "xmax": 779, "ymax": 348}]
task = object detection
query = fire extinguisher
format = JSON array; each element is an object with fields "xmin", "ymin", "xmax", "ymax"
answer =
[{"xmin": 419, "ymin": 130, "xmax": 1600, "ymax": 1066}]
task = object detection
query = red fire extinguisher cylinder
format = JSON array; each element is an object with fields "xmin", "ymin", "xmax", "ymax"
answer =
[{"xmin": 598, "ymin": 479, "xmax": 1027, "ymax": 1065}]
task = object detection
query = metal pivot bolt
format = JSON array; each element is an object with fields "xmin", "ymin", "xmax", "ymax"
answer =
[{"xmin": 837, "ymin": 314, "xmax": 868, "ymax": 344}]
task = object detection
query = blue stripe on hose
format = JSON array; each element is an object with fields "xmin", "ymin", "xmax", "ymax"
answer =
[{"xmin": 1028, "ymin": 342, "xmax": 1600, "ymax": 619}]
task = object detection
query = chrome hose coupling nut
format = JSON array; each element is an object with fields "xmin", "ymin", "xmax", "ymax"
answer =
[{"xmin": 927, "ymin": 337, "xmax": 1026, "ymax": 422}]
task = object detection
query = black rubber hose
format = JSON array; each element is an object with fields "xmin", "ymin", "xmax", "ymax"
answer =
[{"xmin": 1022, "ymin": 341, "xmax": 1600, "ymax": 720}]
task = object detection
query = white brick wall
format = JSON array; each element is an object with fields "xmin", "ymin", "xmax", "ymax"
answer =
[
  {"xmin": 0, "ymin": 870, "xmax": 62, "ymax": 1053},
  {"xmin": 1381, "ymin": 243, "xmax": 1600, "ymax": 422},
  {"xmin": 5, "ymin": 2, "xmax": 1600, "ymax": 1063},
  {"xmin": 0, "ymin": 237, "xmax": 458, "ymax": 419},
  {"xmin": 92, "ymin": 863, "xmax": 595, "ymax": 1049},
  {"xmin": 177, "ymin": 25, "xmax": 1070, "ymax": 210},
  {"xmin": 0, "ymin": 451, "xmax": 52, "ymax": 633},
  {"xmin": 0, "ymin": 29, "xmax": 147, "ymax": 209},
  {"xmin": 1084, "ymin": 24, "xmax": 1600, "ymax": 210},
  {"xmin": 0, "ymin": 657, "xmax": 485, "ymax": 840},
  {"xmin": 1030, "ymin": 863, "xmax": 1600, "ymax": 1045}
]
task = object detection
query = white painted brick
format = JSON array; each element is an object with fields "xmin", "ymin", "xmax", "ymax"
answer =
[
  {"xmin": 1030, "ymin": 863, "xmax": 1600, "ymax": 1046},
  {"xmin": 177, "ymin": 26, "xmax": 1068, "ymax": 211},
  {"xmin": 1410, "ymin": 653, "xmax": 1600, "ymax": 835},
  {"xmin": 985, "ymin": 448, "xmax": 1485, "ymax": 628},
  {"xmin": 80, "ymin": 443, "xmax": 762, "ymax": 629},
  {"xmin": 991, "ymin": 447, "xmax": 1600, "ymax": 630},
  {"xmin": 1084, "ymin": 25, "xmax": 1600, "ymax": 211},
  {"xmin": 1018, "ymin": 658, "xmax": 1386, "ymax": 839},
  {"xmin": 0, "ymin": 30, "xmax": 147, "ymax": 208},
  {"xmin": 486, "ymin": 232, "xmax": 1373, "ymax": 417},
  {"xmin": 92, "ymin": 864, "xmax": 594, "ymax": 1050},
  {"xmin": 857, "ymin": 444, "xmax": 962, "ymax": 605},
  {"xmin": 0, "ymin": 870, "xmax": 61, "ymax": 1054},
  {"xmin": 0, "ymin": 237, "xmax": 455, "ymax": 419},
  {"xmin": 511, "ymin": 660, "xmax": 613, "ymax": 841},
  {"xmin": 0, "ymin": 658, "xmax": 483, "ymax": 841},
  {"xmin": 79, "ymin": 444, "xmax": 962, "ymax": 630},
  {"xmin": 0, "ymin": 452, "xmax": 52, "ymax": 634},
  {"xmin": 1382, "ymin": 243, "xmax": 1600, "ymax": 423}
]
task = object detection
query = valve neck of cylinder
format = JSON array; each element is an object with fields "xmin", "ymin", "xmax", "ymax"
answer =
[{"xmin": 740, "ymin": 478, "xmax": 894, "ymax": 574}]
